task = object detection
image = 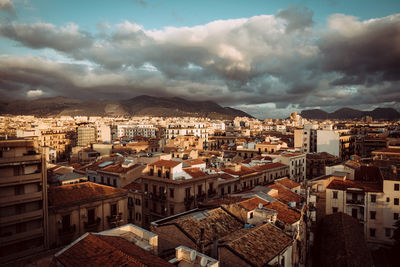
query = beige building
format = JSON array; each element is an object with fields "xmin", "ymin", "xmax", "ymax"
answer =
[
  {"xmin": 0, "ymin": 139, "xmax": 49, "ymax": 264},
  {"xmin": 47, "ymin": 182, "xmax": 128, "ymax": 248},
  {"xmin": 324, "ymin": 166, "xmax": 399, "ymax": 245}
]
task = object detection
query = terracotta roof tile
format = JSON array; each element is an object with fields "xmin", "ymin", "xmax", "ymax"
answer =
[
  {"xmin": 326, "ymin": 179, "xmax": 382, "ymax": 192},
  {"xmin": 275, "ymin": 178, "xmax": 300, "ymax": 189},
  {"xmin": 221, "ymin": 223, "xmax": 292, "ymax": 267},
  {"xmin": 183, "ymin": 167, "xmax": 208, "ymax": 178},
  {"xmin": 123, "ymin": 182, "xmax": 142, "ymax": 191},
  {"xmin": 56, "ymin": 233, "xmax": 173, "ymax": 267},
  {"xmin": 238, "ymin": 197, "xmax": 268, "ymax": 211},
  {"xmin": 49, "ymin": 182, "xmax": 127, "ymax": 206},
  {"xmin": 149, "ymin": 160, "xmax": 181, "ymax": 168},
  {"xmin": 251, "ymin": 162, "xmax": 287, "ymax": 172},
  {"xmin": 172, "ymin": 207, "xmax": 243, "ymax": 245},
  {"xmin": 264, "ymin": 201, "xmax": 301, "ymax": 224},
  {"xmin": 183, "ymin": 159, "xmax": 205, "ymax": 166},
  {"xmin": 267, "ymin": 184, "xmax": 303, "ymax": 207}
]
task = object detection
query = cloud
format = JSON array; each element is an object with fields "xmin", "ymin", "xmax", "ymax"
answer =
[
  {"xmin": 277, "ymin": 5, "xmax": 314, "ymax": 33},
  {"xmin": 0, "ymin": 7, "xmax": 399, "ymax": 118},
  {"xmin": 0, "ymin": 0, "xmax": 15, "ymax": 16},
  {"xmin": 26, "ymin": 89, "xmax": 43, "ymax": 98}
]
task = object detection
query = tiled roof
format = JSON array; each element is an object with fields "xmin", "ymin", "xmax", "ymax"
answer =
[
  {"xmin": 251, "ymin": 162, "xmax": 287, "ymax": 172},
  {"xmin": 267, "ymin": 184, "xmax": 303, "ymax": 207},
  {"xmin": 172, "ymin": 207, "xmax": 243, "ymax": 245},
  {"xmin": 183, "ymin": 168, "xmax": 208, "ymax": 178},
  {"xmin": 101, "ymin": 163, "xmax": 140, "ymax": 174},
  {"xmin": 123, "ymin": 182, "xmax": 142, "ymax": 191},
  {"xmin": 222, "ymin": 166, "xmax": 255, "ymax": 176},
  {"xmin": 149, "ymin": 160, "xmax": 181, "ymax": 168},
  {"xmin": 49, "ymin": 182, "xmax": 127, "ymax": 206},
  {"xmin": 183, "ymin": 159, "xmax": 205, "ymax": 166},
  {"xmin": 275, "ymin": 178, "xmax": 300, "ymax": 189},
  {"xmin": 56, "ymin": 233, "xmax": 173, "ymax": 267},
  {"xmin": 326, "ymin": 179, "xmax": 382, "ymax": 192},
  {"xmin": 264, "ymin": 201, "xmax": 301, "ymax": 224},
  {"xmin": 220, "ymin": 223, "xmax": 292, "ymax": 267},
  {"xmin": 238, "ymin": 197, "xmax": 268, "ymax": 211}
]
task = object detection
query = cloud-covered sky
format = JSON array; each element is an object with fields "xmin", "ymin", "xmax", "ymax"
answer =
[{"xmin": 0, "ymin": 0, "xmax": 399, "ymax": 118}]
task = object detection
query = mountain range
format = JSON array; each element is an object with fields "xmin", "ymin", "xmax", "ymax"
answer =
[
  {"xmin": 0, "ymin": 95, "xmax": 252, "ymax": 119},
  {"xmin": 300, "ymin": 107, "xmax": 400, "ymax": 120}
]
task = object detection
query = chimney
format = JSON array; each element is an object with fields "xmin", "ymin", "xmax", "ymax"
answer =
[
  {"xmin": 211, "ymin": 223, "xmax": 218, "ymax": 260},
  {"xmin": 198, "ymin": 227, "xmax": 205, "ymax": 253}
]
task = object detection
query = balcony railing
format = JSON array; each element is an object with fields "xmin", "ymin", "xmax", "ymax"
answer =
[
  {"xmin": 0, "ymin": 191, "xmax": 42, "ymax": 207},
  {"xmin": 58, "ymin": 224, "xmax": 76, "ymax": 236},
  {"xmin": 207, "ymin": 189, "xmax": 216, "ymax": 198},
  {"xmin": 0, "ymin": 154, "xmax": 41, "ymax": 164},
  {"xmin": 196, "ymin": 193, "xmax": 206, "ymax": 202},
  {"xmin": 0, "ymin": 173, "xmax": 42, "ymax": 187},
  {"xmin": 346, "ymin": 199, "xmax": 364, "ymax": 205},
  {"xmin": 107, "ymin": 213, "xmax": 123, "ymax": 226},
  {"xmin": 84, "ymin": 217, "xmax": 101, "ymax": 232}
]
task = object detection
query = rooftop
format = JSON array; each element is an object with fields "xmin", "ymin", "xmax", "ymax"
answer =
[
  {"xmin": 267, "ymin": 183, "xmax": 303, "ymax": 208},
  {"xmin": 219, "ymin": 223, "xmax": 292, "ymax": 267},
  {"xmin": 149, "ymin": 159, "xmax": 181, "ymax": 168},
  {"xmin": 55, "ymin": 233, "xmax": 173, "ymax": 267},
  {"xmin": 238, "ymin": 197, "xmax": 268, "ymax": 211},
  {"xmin": 251, "ymin": 162, "xmax": 287, "ymax": 172},
  {"xmin": 275, "ymin": 177, "xmax": 301, "ymax": 189},
  {"xmin": 48, "ymin": 182, "xmax": 127, "ymax": 206},
  {"xmin": 326, "ymin": 179, "xmax": 382, "ymax": 192}
]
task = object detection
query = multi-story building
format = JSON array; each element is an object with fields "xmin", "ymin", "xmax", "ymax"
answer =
[
  {"xmin": 166, "ymin": 123, "xmax": 208, "ymax": 140},
  {"xmin": 77, "ymin": 126, "xmax": 96, "ymax": 147},
  {"xmin": 47, "ymin": 182, "xmax": 128, "ymax": 247},
  {"xmin": 306, "ymin": 152, "xmax": 341, "ymax": 179},
  {"xmin": 268, "ymin": 152, "xmax": 306, "ymax": 182},
  {"xmin": 324, "ymin": 166, "xmax": 399, "ymax": 245},
  {"xmin": 0, "ymin": 139, "xmax": 48, "ymax": 263}
]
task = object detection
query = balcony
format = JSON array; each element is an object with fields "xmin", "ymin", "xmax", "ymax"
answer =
[
  {"xmin": 58, "ymin": 224, "xmax": 76, "ymax": 236},
  {"xmin": 0, "ymin": 191, "xmax": 42, "ymax": 207},
  {"xmin": 0, "ymin": 228, "xmax": 43, "ymax": 246},
  {"xmin": 0, "ymin": 154, "xmax": 41, "ymax": 165},
  {"xmin": 107, "ymin": 213, "xmax": 123, "ymax": 226},
  {"xmin": 153, "ymin": 193, "xmax": 167, "ymax": 201},
  {"xmin": 84, "ymin": 217, "xmax": 101, "ymax": 232},
  {"xmin": 207, "ymin": 189, "xmax": 216, "ymax": 198},
  {"xmin": 0, "ymin": 209, "xmax": 43, "ymax": 227},
  {"xmin": 346, "ymin": 199, "xmax": 365, "ymax": 205},
  {"xmin": 196, "ymin": 193, "xmax": 206, "ymax": 202},
  {"xmin": 0, "ymin": 173, "xmax": 42, "ymax": 187}
]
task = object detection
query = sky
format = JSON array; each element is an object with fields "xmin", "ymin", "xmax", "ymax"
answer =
[{"xmin": 0, "ymin": 0, "xmax": 399, "ymax": 118}]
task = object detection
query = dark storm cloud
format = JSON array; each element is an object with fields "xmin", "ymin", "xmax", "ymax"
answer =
[
  {"xmin": 277, "ymin": 5, "xmax": 314, "ymax": 33},
  {"xmin": 0, "ymin": 7, "xmax": 399, "ymax": 117},
  {"xmin": 0, "ymin": 22, "xmax": 93, "ymax": 53}
]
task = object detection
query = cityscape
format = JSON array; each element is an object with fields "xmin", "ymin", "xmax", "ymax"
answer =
[{"xmin": 1, "ymin": 1, "xmax": 400, "ymax": 267}]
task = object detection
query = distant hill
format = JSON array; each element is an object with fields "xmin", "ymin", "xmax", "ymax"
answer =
[
  {"xmin": 0, "ymin": 95, "xmax": 252, "ymax": 119},
  {"xmin": 301, "ymin": 107, "xmax": 400, "ymax": 120}
]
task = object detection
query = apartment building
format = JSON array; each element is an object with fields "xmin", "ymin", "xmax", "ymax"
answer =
[
  {"xmin": 166, "ymin": 123, "xmax": 208, "ymax": 140},
  {"xmin": 324, "ymin": 166, "xmax": 400, "ymax": 245},
  {"xmin": 77, "ymin": 126, "xmax": 96, "ymax": 147},
  {"xmin": 0, "ymin": 139, "xmax": 49, "ymax": 263},
  {"xmin": 268, "ymin": 152, "xmax": 306, "ymax": 182},
  {"xmin": 48, "ymin": 182, "xmax": 128, "ymax": 247}
]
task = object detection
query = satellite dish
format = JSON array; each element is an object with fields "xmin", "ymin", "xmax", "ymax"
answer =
[
  {"xmin": 190, "ymin": 250, "xmax": 197, "ymax": 261},
  {"xmin": 258, "ymin": 203, "xmax": 263, "ymax": 209},
  {"xmin": 200, "ymin": 256, "xmax": 208, "ymax": 267}
]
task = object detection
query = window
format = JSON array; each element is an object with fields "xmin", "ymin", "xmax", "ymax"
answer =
[
  {"xmin": 370, "ymin": 194, "xmax": 376, "ymax": 203},
  {"xmin": 135, "ymin": 212, "xmax": 141, "ymax": 221},
  {"xmin": 14, "ymin": 185, "xmax": 24, "ymax": 195},
  {"xmin": 110, "ymin": 203, "xmax": 117, "ymax": 216},
  {"xmin": 62, "ymin": 214, "xmax": 71, "ymax": 230},
  {"xmin": 333, "ymin": 191, "xmax": 338, "ymax": 199},
  {"xmin": 135, "ymin": 199, "xmax": 141, "ymax": 206},
  {"xmin": 153, "ymin": 185, "xmax": 157, "ymax": 194},
  {"xmin": 113, "ymin": 179, "xmax": 117, "ymax": 187},
  {"xmin": 150, "ymin": 168, "xmax": 154, "ymax": 176},
  {"xmin": 332, "ymin": 207, "xmax": 338, "ymax": 213},
  {"xmin": 387, "ymin": 197, "xmax": 390, "ymax": 203},
  {"xmin": 351, "ymin": 208, "xmax": 358, "ymax": 218},
  {"xmin": 370, "ymin": 211, "xmax": 376, "ymax": 220},
  {"xmin": 107, "ymin": 177, "xmax": 110, "ymax": 185},
  {"xmin": 169, "ymin": 188, "xmax": 174, "ymax": 198},
  {"xmin": 395, "ymin": 184, "xmax": 399, "ymax": 191},
  {"xmin": 87, "ymin": 209, "xmax": 95, "ymax": 224},
  {"xmin": 385, "ymin": 228, "xmax": 391, "ymax": 237},
  {"xmin": 249, "ymin": 212, "xmax": 253, "ymax": 219},
  {"xmin": 157, "ymin": 169, "xmax": 161, "ymax": 177},
  {"xmin": 369, "ymin": 228, "xmax": 376, "ymax": 237},
  {"xmin": 101, "ymin": 176, "xmax": 104, "ymax": 184},
  {"xmin": 395, "ymin": 198, "xmax": 399, "ymax": 205},
  {"xmin": 170, "ymin": 205, "xmax": 174, "ymax": 215},
  {"xmin": 144, "ymin": 183, "xmax": 148, "ymax": 192},
  {"xmin": 197, "ymin": 185, "xmax": 202, "ymax": 195},
  {"xmin": 394, "ymin": 213, "xmax": 399, "ymax": 220}
]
